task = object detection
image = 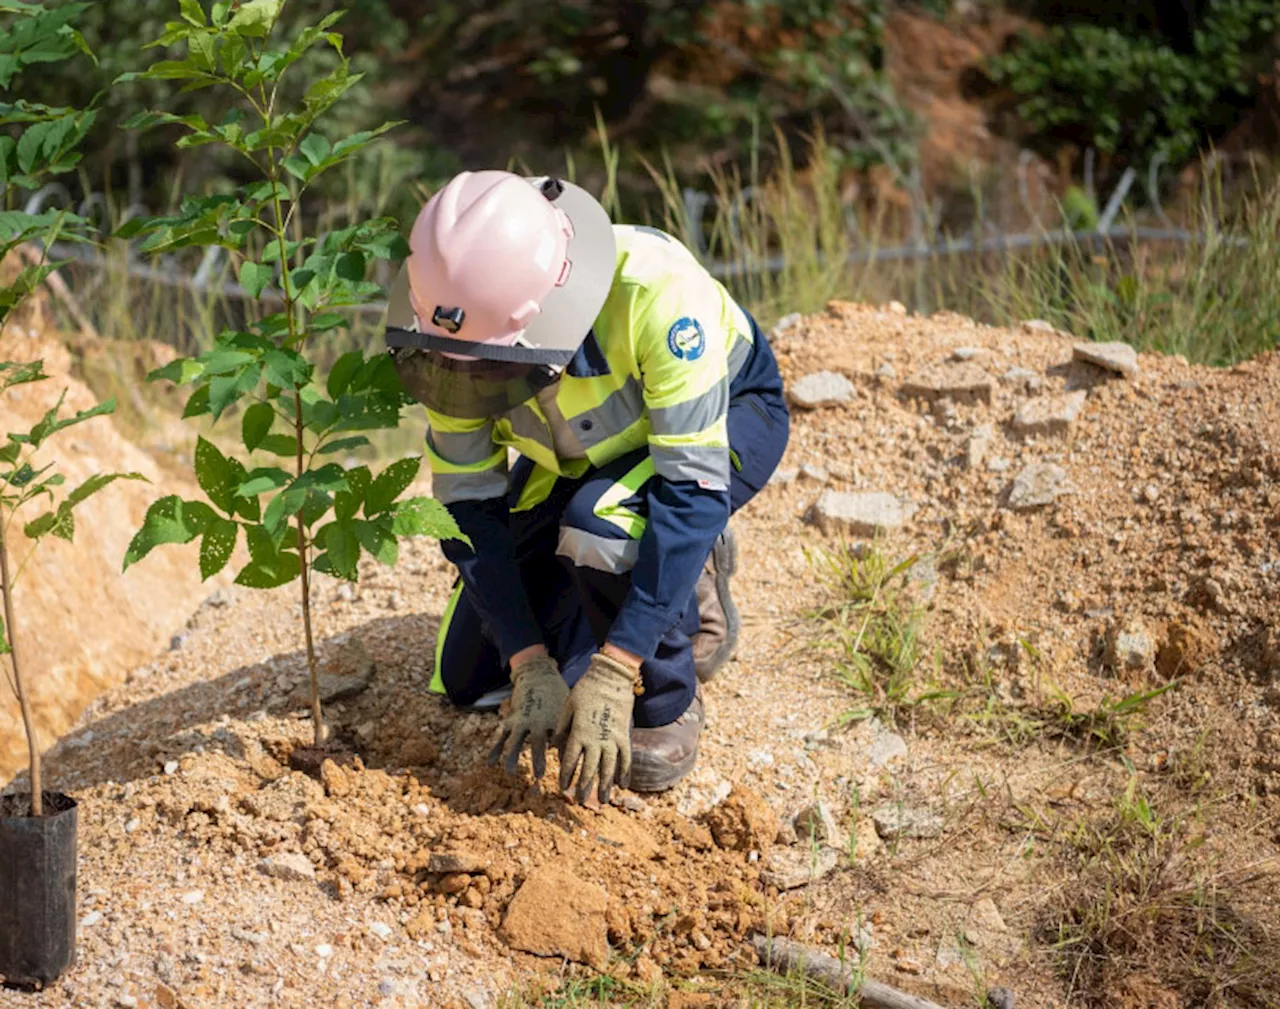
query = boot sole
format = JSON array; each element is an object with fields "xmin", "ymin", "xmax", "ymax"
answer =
[{"xmin": 695, "ymin": 528, "xmax": 740, "ymax": 684}]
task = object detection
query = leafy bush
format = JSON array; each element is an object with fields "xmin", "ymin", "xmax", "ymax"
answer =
[
  {"xmin": 0, "ymin": 1, "xmax": 141, "ymax": 817},
  {"xmin": 987, "ymin": 0, "xmax": 1277, "ymax": 164},
  {"xmin": 118, "ymin": 0, "xmax": 465, "ymax": 749}
]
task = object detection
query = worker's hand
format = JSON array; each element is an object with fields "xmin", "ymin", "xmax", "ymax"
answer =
[
  {"xmin": 488, "ymin": 652, "xmax": 569, "ymax": 779},
  {"xmin": 556, "ymin": 651, "xmax": 639, "ymax": 804}
]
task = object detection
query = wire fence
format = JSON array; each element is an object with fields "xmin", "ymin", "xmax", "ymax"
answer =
[{"xmin": 23, "ymin": 146, "xmax": 1254, "ymax": 317}]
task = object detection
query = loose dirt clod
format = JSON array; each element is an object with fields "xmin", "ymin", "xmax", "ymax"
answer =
[
  {"xmin": 498, "ymin": 866, "xmax": 609, "ymax": 967},
  {"xmin": 705, "ymin": 785, "xmax": 780, "ymax": 851}
]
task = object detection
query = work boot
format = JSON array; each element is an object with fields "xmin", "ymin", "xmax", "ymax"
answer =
[
  {"xmin": 627, "ymin": 691, "xmax": 704, "ymax": 793},
  {"xmin": 691, "ymin": 527, "xmax": 740, "ymax": 683}
]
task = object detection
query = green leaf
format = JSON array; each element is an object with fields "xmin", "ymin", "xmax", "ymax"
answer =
[
  {"xmin": 334, "ymin": 251, "xmax": 365, "ymax": 282},
  {"xmin": 241, "ymin": 401, "xmax": 274, "ymax": 451},
  {"xmin": 179, "ymin": 0, "xmax": 206, "ymax": 25},
  {"xmin": 148, "ymin": 357, "xmax": 204, "ymax": 385},
  {"xmin": 183, "ymin": 385, "xmax": 211, "ymax": 419},
  {"xmin": 390, "ymin": 496, "xmax": 468, "ymax": 543},
  {"xmin": 123, "ymin": 496, "xmax": 217, "ymax": 570},
  {"xmin": 317, "ymin": 436, "xmax": 370, "ymax": 455},
  {"xmin": 333, "ymin": 465, "xmax": 370, "ymax": 521},
  {"xmin": 235, "ymin": 549, "xmax": 300, "ymax": 588},
  {"xmin": 17, "ymin": 395, "xmax": 115, "ymax": 449},
  {"xmin": 200, "ymin": 517, "xmax": 237, "ymax": 580},
  {"xmin": 227, "ymin": 0, "xmax": 284, "ymax": 37},
  {"xmin": 194, "ymin": 436, "xmax": 238, "ymax": 515},
  {"xmin": 325, "ymin": 350, "xmax": 363, "ymax": 400},
  {"xmin": 355, "ymin": 517, "xmax": 397, "ymax": 567},
  {"xmin": 237, "ymin": 467, "xmax": 290, "ymax": 497},
  {"xmin": 238, "ymin": 260, "xmax": 273, "ymax": 299},
  {"xmin": 364, "ymin": 457, "xmax": 420, "ymax": 515},
  {"xmin": 299, "ymin": 131, "xmax": 330, "ymax": 165},
  {"xmin": 324, "ymin": 519, "xmax": 359, "ymax": 580},
  {"xmin": 257, "ymin": 433, "xmax": 299, "ymax": 456},
  {"xmin": 209, "ymin": 364, "xmax": 262, "ymax": 420},
  {"xmin": 22, "ymin": 507, "xmax": 67, "ymax": 540},
  {"xmin": 66, "ymin": 471, "xmax": 147, "ymax": 507}
]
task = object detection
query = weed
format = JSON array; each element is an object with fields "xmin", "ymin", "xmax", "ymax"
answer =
[
  {"xmin": 1044, "ymin": 778, "xmax": 1280, "ymax": 1007},
  {"xmin": 807, "ymin": 542, "xmax": 949, "ymax": 726}
]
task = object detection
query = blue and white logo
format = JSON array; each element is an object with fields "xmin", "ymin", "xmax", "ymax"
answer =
[{"xmin": 667, "ymin": 317, "xmax": 706, "ymax": 361}]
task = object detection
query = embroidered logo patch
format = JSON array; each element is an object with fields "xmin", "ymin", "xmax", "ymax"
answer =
[{"xmin": 667, "ymin": 317, "xmax": 706, "ymax": 361}]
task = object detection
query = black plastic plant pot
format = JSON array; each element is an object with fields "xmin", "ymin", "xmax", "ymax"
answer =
[{"xmin": 0, "ymin": 792, "xmax": 77, "ymax": 990}]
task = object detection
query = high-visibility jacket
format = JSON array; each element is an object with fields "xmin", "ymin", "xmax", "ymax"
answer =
[{"xmin": 426, "ymin": 224, "xmax": 780, "ymax": 662}]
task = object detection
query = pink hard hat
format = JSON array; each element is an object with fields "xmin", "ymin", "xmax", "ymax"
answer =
[{"xmin": 392, "ymin": 171, "xmax": 616, "ymax": 361}]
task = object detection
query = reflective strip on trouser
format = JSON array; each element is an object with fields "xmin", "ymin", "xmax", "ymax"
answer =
[
  {"xmin": 430, "ymin": 579, "xmax": 465, "ymax": 694},
  {"xmin": 555, "ymin": 454, "xmax": 654, "ymax": 572}
]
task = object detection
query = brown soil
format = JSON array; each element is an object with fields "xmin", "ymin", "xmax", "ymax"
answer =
[{"xmin": 4, "ymin": 301, "xmax": 1280, "ymax": 1008}]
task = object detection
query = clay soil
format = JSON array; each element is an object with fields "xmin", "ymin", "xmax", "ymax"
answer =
[{"xmin": 3, "ymin": 303, "xmax": 1279, "ymax": 1009}]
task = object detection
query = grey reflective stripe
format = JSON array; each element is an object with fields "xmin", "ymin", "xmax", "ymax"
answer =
[
  {"xmin": 556, "ymin": 527, "xmax": 640, "ymax": 574},
  {"xmin": 650, "ymin": 443, "xmax": 731, "ymax": 486},
  {"xmin": 650, "ymin": 378, "xmax": 728, "ymax": 436},
  {"xmin": 570, "ymin": 375, "xmax": 644, "ymax": 450},
  {"xmin": 505, "ymin": 404, "xmax": 555, "ymax": 452},
  {"xmin": 727, "ymin": 332, "xmax": 753, "ymax": 380},
  {"xmin": 432, "ymin": 466, "xmax": 508, "ymax": 505},
  {"xmin": 427, "ymin": 422, "xmax": 495, "ymax": 465}
]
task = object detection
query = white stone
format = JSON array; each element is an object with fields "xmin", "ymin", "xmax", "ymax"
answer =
[
  {"xmin": 1021, "ymin": 319, "xmax": 1057, "ymax": 335},
  {"xmin": 124, "ymin": 818, "xmax": 140, "ymax": 834},
  {"xmin": 181, "ymin": 890, "xmax": 204, "ymax": 905},
  {"xmin": 901, "ymin": 362, "xmax": 994, "ymax": 405},
  {"xmin": 370, "ymin": 922, "xmax": 393, "ymax": 940},
  {"xmin": 259, "ymin": 853, "xmax": 316, "ymax": 883},
  {"xmin": 867, "ymin": 719, "xmax": 909, "ymax": 767},
  {"xmin": 769, "ymin": 467, "xmax": 798, "ymax": 486},
  {"xmin": 871, "ymin": 804, "xmax": 944, "ymax": 840},
  {"xmin": 799, "ymin": 463, "xmax": 829, "ymax": 484},
  {"xmin": 1007, "ymin": 462, "xmax": 1071, "ymax": 511},
  {"xmin": 759, "ymin": 846, "xmax": 839, "ymax": 890},
  {"xmin": 163, "ymin": 760, "xmax": 179, "ymax": 776},
  {"xmin": 80, "ymin": 911, "xmax": 103, "ymax": 928},
  {"xmin": 771, "ymin": 312, "xmax": 803, "ymax": 338},
  {"xmin": 792, "ymin": 801, "xmax": 841, "ymax": 844},
  {"xmin": 811, "ymin": 491, "xmax": 916, "ymax": 536},
  {"xmin": 1073, "ymin": 341, "xmax": 1139, "ymax": 378},
  {"xmin": 951, "ymin": 347, "xmax": 989, "ymax": 362},
  {"xmin": 316, "ymin": 944, "xmax": 334, "ymax": 958},
  {"xmin": 1012, "ymin": 390, "xmax": 1088, "ymax": 436},
  {"xmin": 788, "ymin": 371, "xmax": 856, "ymax": 410}
]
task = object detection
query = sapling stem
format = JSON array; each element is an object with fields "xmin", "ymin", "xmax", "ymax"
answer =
[
  {"xmin": 295, "ymin": 390, "xmax": 323, "ymax": 746},
  {"xmin": 1, "ymin": 534, "xmax": 39, "ymax": 816}
]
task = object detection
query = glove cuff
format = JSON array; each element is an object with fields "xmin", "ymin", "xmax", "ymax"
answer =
[
  {"xmin": 511, "ymin": 654, "xmax": 559, "ymax": 685},
  {"xmin": 590, "ymin": 651, "xmax": 645, "ymax": 697}
]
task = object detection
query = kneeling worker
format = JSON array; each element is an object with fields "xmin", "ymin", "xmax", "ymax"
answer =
[{"xmin": 385, "ymin": 171, "xmax": 790, "ymax": 804}]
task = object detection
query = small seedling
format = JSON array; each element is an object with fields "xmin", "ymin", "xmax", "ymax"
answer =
[{"xmin": 117, "ymin": 0, "xmax": 466, "ymax": 749}]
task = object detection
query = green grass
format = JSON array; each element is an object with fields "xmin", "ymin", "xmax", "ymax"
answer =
[{"xmin": 807, "ymin": 542, "xmax": 951, "ymax": 727}]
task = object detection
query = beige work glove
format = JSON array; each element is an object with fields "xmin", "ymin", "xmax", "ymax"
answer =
[
  {"xmin": 556, "ymin": 652, "xmax": 639, "ymax": 804},
  {"xmin": 488, "ymin": 654, "xmax": 569, "ymax": 779}
]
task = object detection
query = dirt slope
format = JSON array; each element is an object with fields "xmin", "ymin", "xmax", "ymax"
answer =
[
  {"xmin": 3, "ymin": 302, "xmax": 1278, "ymax": 1009},
  {"xmin": 0, "ymin": 294, "xmax": 229, "ymax": 781}
]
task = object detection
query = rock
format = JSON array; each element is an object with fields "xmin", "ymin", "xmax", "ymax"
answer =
[
  {"xmin": 499, "ymin": 866, "xmax": 609, "ymax": 968},
  {"xmin": 1012, "ymin": 390, "xmax": 1087, "ymax": 436},
  {"xmin": 799, "ymin": 463, "xmax": 829, "ymax": 484},
  {"xmin": 876, "ymin": 362, "xmax": 898, "ymax": 381},
  {"xmin": 313, "ymin": 634, "xmax": 376, "ymax": 703},
  {"xmin": 769, "ymin": 467, "xmax": 798, "ymax": 486},
  {"xmin": 705, "ymin": 786, "xmax": 780, "ymax": 852},
  {"xmin": 849, "ymin": 818, "xmax": 883, "ymax": 861},
  {"xmin": 163, "ymin": 760, "xmax": 179, "ymax": 776},
  {"xmin": 427, "ymin": 851, "xmax": 487, "ymax": 875},
  {"xmin": 987, "ymin": 457, "xmax": 1011, "ymax": 473},
  {"xmin": 811, "ymin": 491, "xmax": 916, "ymax": 537},
  {"xmin": 80, "ymin": 911, "xmax": 102, "ymax": 928},
  {"xmin": 1021, "ymin": 319, "xmax": 1056, "ymax": 335},
  {"xmin": 788, "ymin": 371, "xmax": 856, "ymax": 410},
  {"xmin": 369, "ymin": 922, "xmax": 393, "ymax": 940},
  {"xmin": 1006, "ymin": 463, "xmax": 1071, "ymax": 511},
  {"xmin": 1074, "ymin": 341, "xmax": 1139, "ymax": 378},
  {"xmin": 952, "ymin": 347, "xmax": 989, "ymax": 362},
  {"xmin": 386, "ymin": 591, "xmax": 403, "ymax": 611},
  {"xmin": 866, "ymin": 719, "xmax": 909, "ymax": 767},
  {"xmin": 900, "ymin": 362, "xmax": 994, "ymax": 405},
  {"xmin": 966, "ymin": 424, "xmax": 994, "ymax": 471},
  {"xmin": 336, "ymin": 583, "xmax": 355, "ymax": 602},
  {"xmin": 986, "ymin": 987, "xmax": 1017, "ymax": 1009},
  {"xmin": 967, "ymin": 897, "xmax": 1008, "ymax": 937},
  {"xmin": 316, "ymin": 944, "xmax": 334, "ymax": 958},
  {"xmin": 792, "ymin": 801, "xmax": 840, "ymax": 844},
  {"xmin": 1107, "ymin": 619, "xmax": 1156, "ymax": 674},
  {"xmin": 871, "ymin": 804, "xmax": 944, "ymax": 840},
  {"xmin": 259, "ymin": 853, "xmax": 316, "ymax": 883},
  {"xmin": 1001, "ymin": 367, "xmax": 1042, "ymax": 393},
  {"xmin": 181, "ymin": 890, "xmax": 204, "ymax": 905},
  {"xmin": 887, "ymin": 301, "xmax": 907, "ymax": 315},
  {"xmin": 759, "ymin": 846, "xmax": 839, "ymax": 890},
  {"xmin": 771, "ymin": 312, "xmax": 803, "ymax": 338}
]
